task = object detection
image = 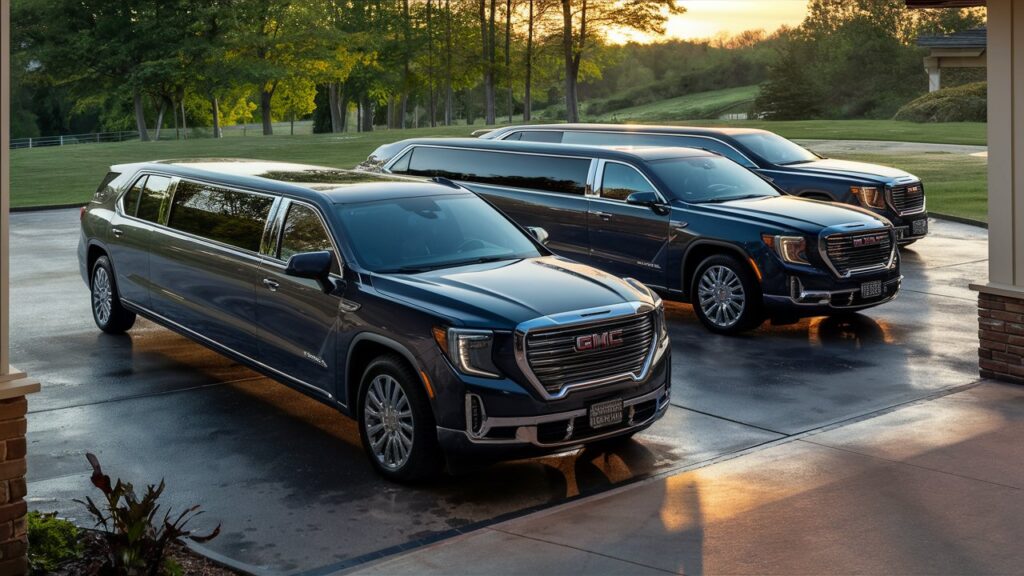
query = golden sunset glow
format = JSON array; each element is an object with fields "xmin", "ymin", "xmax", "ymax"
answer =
[{"xmin": 608, "ymin": 0, "xmax": 809, "ymax": 43}]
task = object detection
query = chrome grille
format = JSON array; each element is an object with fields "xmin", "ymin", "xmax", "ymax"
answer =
[
  {"xmin": 888, "ymin": 183, "xmax": 925, "ymax": 215},
  {"xmin": 524, "ymin": 313, "xmax": 655, "ymax": 395},
  {"xmin": 823, "ymin": 230, "xmax": 894, "ymax": 277}
]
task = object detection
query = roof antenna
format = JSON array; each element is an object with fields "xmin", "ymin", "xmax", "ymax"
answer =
[{"xmin": 431, "ymin": 176, "xmax": 462, "ymax": 190}]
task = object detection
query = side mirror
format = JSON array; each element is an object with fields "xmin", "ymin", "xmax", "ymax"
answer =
[
  {"xmin": 527, "ymin": 226, "xmax": 550, "ymax": 245},
  {"xmin": 285, "ymin": 251, "xmax": 335, "ymax": 293},
  {"xmin": 626, "ymin": 191, "xmax": 670, "ymax": 215}
]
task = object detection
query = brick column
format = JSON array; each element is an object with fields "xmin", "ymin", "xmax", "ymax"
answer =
[
  {"xmin": 978, "ymin": 292, "xmax": 1024, "ymax": 383},
  {"xmin": 0, "ymin": 397, "xmax": 27, "ymax": 574}
]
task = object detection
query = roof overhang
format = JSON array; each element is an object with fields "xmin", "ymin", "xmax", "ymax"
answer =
[{"xmin": 906, "ymin": 0, "xmax": 985, "ymax": 7}]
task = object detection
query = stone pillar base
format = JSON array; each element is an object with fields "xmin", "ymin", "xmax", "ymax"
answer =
[
  {"xmin": 0, "ymin": 371, "xmax": 39, "ymax": 576},
  {"xmin": 978, "ymin": 291, "xmax": 1024, "ymax": 383}
]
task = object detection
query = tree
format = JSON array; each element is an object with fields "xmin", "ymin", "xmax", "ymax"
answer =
[
  {"xmin": 276, "ymin": 76, "xmax": 318, "ymax": 134},
  {"xmin": 558, "ymin": 0, "xmax": 684, "ymax": 122}
]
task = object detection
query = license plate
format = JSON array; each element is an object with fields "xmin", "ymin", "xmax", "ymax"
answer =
[
  {"xmin": 912, "ymin": 219, "xmax": 928, "ymax": 235},
  {"xmin": 861, "ymin": 280, "xmax": 883, "ymax": 298},
  {"xmin": 589, "ymin": 399, "xmax": 623, "ymax": 430}
]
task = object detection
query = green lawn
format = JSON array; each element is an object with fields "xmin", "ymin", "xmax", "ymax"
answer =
[
  {"xmin": 10, "ymin": 120, "xmax": 988, "ymax": 222},
  {"xmin": 588, "ymin": 85, "xmax": 759, "ymax": 122},
  {"xmin": 823, "ymin": 150, "xmax": 988, "ymax": 223}
]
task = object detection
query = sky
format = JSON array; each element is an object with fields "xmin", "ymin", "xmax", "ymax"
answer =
[{"xmin": 607, "ymin": 0, "xmax": 809, "ymax": 43}]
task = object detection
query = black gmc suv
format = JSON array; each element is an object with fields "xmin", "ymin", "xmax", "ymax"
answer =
[
  {"xmin": 472, "ymin": 124, "xmax": 929, "ymax": 244},
  {"xmin": 78, "ymin": 159, "xmax": 670, "ymax": 481},
  {"xmin": 363, "ymin": 138, "xmax": 903, "ymax": 334}
]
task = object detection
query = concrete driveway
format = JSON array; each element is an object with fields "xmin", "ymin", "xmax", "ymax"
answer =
[{"xmin": 11, "ymin": 209, "xmax": 984, "ymax": 574}]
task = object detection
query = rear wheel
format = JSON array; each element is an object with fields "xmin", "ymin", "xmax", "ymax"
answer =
[
  {"xmin": 90, "ymin": 256, "xmax": 136, "ymax": 334},
  {"xmin": 691, "ymin": 254, "xmax": 763, "ymax": 335},
  {"xmin": 358, "ymin": 355, "xmax": 441, "ymax": 482}
]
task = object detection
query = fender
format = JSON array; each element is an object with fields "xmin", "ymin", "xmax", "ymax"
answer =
[
  {"xmin": 680, "ymin": 239, "xmax": 756, "ymax": 296},
  {"xmin": 344, "ymin": 331, "xmax": 427, "ymax": 410}
]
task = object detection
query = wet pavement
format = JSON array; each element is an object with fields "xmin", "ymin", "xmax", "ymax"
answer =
[{"xmin": 11, "ymin": 209, "xmax": 984, "ymax": 574}]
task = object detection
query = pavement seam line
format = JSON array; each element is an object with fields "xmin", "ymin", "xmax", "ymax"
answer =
[
  {"xmin": 922, "ymin": 257, "xmax": 989, "ymax": 271},
  {"xmin": 26, "ymin": 375, "xmax": 266, "ymax": 415},
  {"xmin": 799, "ymin": 438, "xmax": 1024, "ymax": 492},
  {"xmin": 669, "ymin": 405, "xmax": 788, "ymax": 436},
  {"xmin": 899, "ymin": 287, "xmax": 978, "ymax": 302},
  {"xmin": 484, "ymin": 527, "xmax": 683, "ymax": 575}
]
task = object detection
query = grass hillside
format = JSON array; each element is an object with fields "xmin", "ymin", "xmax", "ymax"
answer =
[{"xmin": 588, "ymin": 85, "xmax": 759, "ymax": 122}]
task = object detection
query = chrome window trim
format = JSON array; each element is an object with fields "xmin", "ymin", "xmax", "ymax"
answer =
[
  {"xmin": 817, "ymin": 227, "xmax": 898, "ymax": 279},
  {"xmin": 264, "ymin": 197, "xmax": 345, "ymax": 274},
  {"xmin": 592, "ymin": 159, "xmax": 668, "ymax": 204},
  {"xmin": 120, "ymin": 298, "xmax": 336, "ymax": 403},
  {"xmin": 498, "ymin": 129, "xmax": 759, "ymax": 168},
  {"xmin": 513, "ymin": 301, "xmax": 661, "ymax": 401},
  {"xmin": 381, "ymin": 143, "xmax": 596, "ymax": 196}
]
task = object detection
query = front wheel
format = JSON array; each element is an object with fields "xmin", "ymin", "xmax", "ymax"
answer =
[
  {"xmin": 358, "ymin": 355, "xmax": 441, "ymax": 483},
  {"xmin": 691, "ymin": 254, "xmax": 764, "ymax": 335},
  {"xmin": 90, "ymin": 256, "xmax": 136, "ymax": 334}
]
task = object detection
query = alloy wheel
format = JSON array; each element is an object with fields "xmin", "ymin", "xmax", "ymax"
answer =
[
  {"xmin": 363, "ymin": 374, "xmax": 415, "ymax": 470},
  {"xmin": 697, "ymin": 265, "xmax": 746, "ymax": 328},
  {"xmin": 92, "ymin": 267, "xmax": 113, "ymax": 326}
]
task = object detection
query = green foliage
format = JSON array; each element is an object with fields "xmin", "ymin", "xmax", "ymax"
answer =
[
  {"xmin": 75, "ymin": 453, "xmax": 220, "ymax": 576},
  {"xmin": 27, "ymin": 511, "xmax": 83, "ymax": 575},
  {"xmin": 894, "ymin": 82, "xmax": 987, "ymax": 123}
]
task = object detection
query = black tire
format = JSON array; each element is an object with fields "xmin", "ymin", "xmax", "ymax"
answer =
[
  {"xmin": 357, "ymin": 354, "xmax": 441, "ymax": 482},
  {"xmin": 90, "ymin": 256, "xmax": 136, "ymax": 334},
  {"xmin": 690, "ymin": 254, "xmax": 764, "ymax": 335}
]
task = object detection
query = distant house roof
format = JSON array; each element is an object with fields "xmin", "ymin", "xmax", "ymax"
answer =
[
  {"xmin": 906, "ymin": 0, "xmax": 984, "ymax": 7},
  {"xmin": 917, "ymin": 27, "xmax": 987, "ymax": 49}
]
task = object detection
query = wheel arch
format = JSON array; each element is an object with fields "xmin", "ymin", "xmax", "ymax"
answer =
[
  {"xmin": 86, "ymin": 241, "xmax": 109, "ymax": 280},
  {"xmin": 344, "ymin": 332, "xmax": 425, "ymax": 413},
  {"xmin": 681, "ymin": 240, "xmax": 760, "ymax": 297}
]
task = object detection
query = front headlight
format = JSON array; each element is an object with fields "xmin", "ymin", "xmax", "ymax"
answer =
[
  {"xmin": 653, "ymin": 302, "xmax": 669, "ymax": 363},
  {"xmin": 762, "ymin": 234, "xmax": 810, "ymax": 265},
  {"xmin": 434, "ymin": 327, "xmax": 501, "ymax": 378},
  {"xmin": 851, "ymin": 186, "xmax": 886, "ymax": 209}
]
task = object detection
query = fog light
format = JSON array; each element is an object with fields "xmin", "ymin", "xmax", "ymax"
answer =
[{"xmin": 467, "ymin": 394, "xmax": 485, "ymax": 438}]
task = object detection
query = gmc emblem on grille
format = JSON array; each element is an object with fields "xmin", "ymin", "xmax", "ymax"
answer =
[
  {"xmin": 852, "ymin": 234, "xmax": 886, "ymax": 248},
  {"xmin": 907, "ymin": 185, "xmax": 922, "ymax": 195},
  {"xmin": 575, "ymin": 330, "xmax": 624, "ymax": 352}
]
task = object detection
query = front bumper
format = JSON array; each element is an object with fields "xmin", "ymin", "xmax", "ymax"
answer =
[
  {"xmin": 893, "ymin": 213, "xmax": 929, "ymax": 243},
  {"xmin": 764, "ymin": 273, "xmax": 902, "ymax": 316}
]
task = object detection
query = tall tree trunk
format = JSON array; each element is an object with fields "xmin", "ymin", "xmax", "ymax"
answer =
[
  {"xmin": 360, "ymin": 94, "xmax": 374, "ymax": 132},
  {"xmin": 561, "ymin": 0, "xmax": 584, "ymax": 123},
  {"xmin": 260, "ymin": 89, "xmax": 274, "ymax": 135},
  {"xmin": 211, "ymin": 96, "xmax": 222, "ymax": 138},
  {"xmin": 338, "ymin": 87, "xmax": 350, "ymax": 132},
  {"xmin": 487, "ymin": 0, "xmax": 497, "ymax": 124},
  {"xmin": 290, "ymin": 113, "xmax": 295, "ymax": 135},
  {"xmin": 133, "ymin": 87, "xmax": 150, "ymax": 142},
  {"xmin": 524, "ymin": 0, "xmax": 534, "ymax": 121},
  {"xmin": 154, "ymin": 99, "xmax": 167, "ymax": 141},
  {"xmin": 400, "ymin": 94, "xmax": 409, "ymax": 129},
  {"xmin": 173, "ymin": 99, "xmax": 179, "ymax": 140},
  {"xmin": 480, "ymin": 0, "xmax": 496, "ymax": 125},
  {"xmin": 427, "ymin": 0, "xmax": 436, "ymax": 127},
  {"xmin": 328, "ymin": 83, "xmax": 343, "ymax": 133},
  {"xmin": 505, "ymin": 0, "xmax": 512, "ymax": 123},
  {"xmin": 180, "ymin": 98, "xmax": 188, "ymax": 140},
  {"xmin": 445, "ymin": 0, "xmax": 453, "ymax": 125}
]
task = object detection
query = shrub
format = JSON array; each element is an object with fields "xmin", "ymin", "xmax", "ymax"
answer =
[
  {"xmin": 76, "ymin": 453, "xmax": 220, "ymax": 576},
  {"xmin": 893, "ymin": 81, "xmax": 987, "ymax": 123},
  {"xmin": 27, "ymin": 511, "xmax": 83, "ymax": 575}
]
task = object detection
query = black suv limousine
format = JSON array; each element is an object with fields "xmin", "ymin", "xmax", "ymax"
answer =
[
  {"xmin": 79, "ymin": 159, "xmax": 670, "ymax": 481},
  {"xmin": 364, "ymin": 138, "xmax": 903, "ymax": 334},
  {"xmin": 473, "ymin": 124, "xmax": 928, "ymax": 244}
]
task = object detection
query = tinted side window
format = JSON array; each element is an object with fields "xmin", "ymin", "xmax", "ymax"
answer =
[
  {"xmin": 389, "ymin": 150, "xmax": 412, "ymax": 173},
  {"xmin": 279, "ymin": 203, "xmax": 340, "ymax": 274},
  {"xmin": 405, "ymin": 147, "xmax": 590, "ymax": 195},
  {"xmin": 137, "ymin": 176, "xmax": 173, "ymax": 224},
  {"xmin": 122, "ymin": 176, "xmax": 146, "ymax": 217},
  {"xmin": 601, "ymin": 163, "xmax": 657, "ymax": 201},
  {"xmin": 512, "ymin": 131, "xmax": 563, "ymax": 143},
  {"xmin": 93, "ymin": 171, "xmax": 122, "ymax": 203},
  {"xmin": 670, "ymin": 136, "xmax": 753, "ymax": 167},
  {"xmin": 167, "ymin": 181, "xmax": 273, "ymax": 252}
]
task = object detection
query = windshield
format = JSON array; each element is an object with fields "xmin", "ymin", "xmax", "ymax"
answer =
[
  {"xmin": 335, "ymin": 194, "xmax": 541, "ymax": 273},
  {"xmin": 648, "ymin": 156, "xmax": 781, "ymax": 204},
  {"xmin": 733, "ymin": 132, "xmax": 818, "ymax": 165}
]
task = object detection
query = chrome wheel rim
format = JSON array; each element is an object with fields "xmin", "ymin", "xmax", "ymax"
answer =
[
  {"xmin": 92, "ymin": 267, "xmax": 112, "ymax": 326},
  {"xmin": 363, "ymin": 374, "xmax": 414, "ymax": 470},
  {"xmin": 697, "ymin": 265, "xmax": 746, "ymax": 328}
]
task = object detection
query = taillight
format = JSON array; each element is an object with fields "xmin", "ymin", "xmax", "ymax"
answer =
[{"xmin": 79, "ymin": 206, "xmax": 87, "ymax": 221}]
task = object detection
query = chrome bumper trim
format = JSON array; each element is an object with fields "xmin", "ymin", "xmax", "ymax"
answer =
[
  {"xmin": 776, "ymin": 275, "xmax": 902, "ymax": 308},
  {"xmin": 455, "ymin": 384, "xmax": 670, "ymax": 447}
]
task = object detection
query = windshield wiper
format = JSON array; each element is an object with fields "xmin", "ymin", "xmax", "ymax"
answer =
[
  {"xmin": 700, "ymin": 194, "xmax": 770, "ymax": 204},
  {"xmin": 388, "ymin": 255, "xmax": 514, "ymax": 274},
  {"xmin": 776, "ymin": 159, "xmax": 815, "ymax": 166}
]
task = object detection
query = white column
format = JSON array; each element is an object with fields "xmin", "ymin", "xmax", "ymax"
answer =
[
  {"xmin": 924, "ymin": 56, "xmax": 942, "ymax": 92},
  {"xmin": 1, "ymin": 0, "xmax": 10, "ymax": 378},
  {"xmin": 973, "ymin": 0, "xmax": 1024, "ymax": 296}
]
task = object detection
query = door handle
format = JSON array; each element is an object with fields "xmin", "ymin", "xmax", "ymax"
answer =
[
  {"xmin": 111, "ymin": 228, "xmax": 125, "ymax": 237},
  {"xmin": 262, "ymin": 278, "xmax": 280, "ymax": 292},
  {"xmin": 594, "ymin": 211, "xmax": 613, "ymax": 221}
]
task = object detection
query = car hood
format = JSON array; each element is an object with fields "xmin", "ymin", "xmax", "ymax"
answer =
[
  {"xmin": 777, "ymin": 158, "xmax": 916, "ymax": 184},
  {"xmin": 693, "ymin": 195, "xmax": 887, "ymax": 234},
  {"xmin": 370, "ymin": 256, "xmax": 654, "ymax": 329}
]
